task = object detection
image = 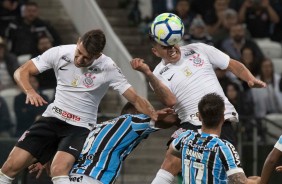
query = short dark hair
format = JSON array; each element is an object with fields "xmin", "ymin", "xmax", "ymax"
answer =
[
  {"xmin": 120, "ymin": 102, "xmax": 138, "ymax": 115},
  {"xmin": 198, "ymin": 93, "xmax": 224, "ymax": 128},
  {"xmin": 80, "ymin": 29, "xmax": 106, "ymax": 58}
]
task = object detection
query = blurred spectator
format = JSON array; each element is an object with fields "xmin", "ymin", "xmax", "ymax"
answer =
[
  {"xmin": 5, "ymin": 1, "xmax": 61, "ymax": 56},
  {"xmin": 240, "ymin": 45, "xmax": 261, "ymax": 77},
  {"xmin": 183, "ymin": 17, "xmax": 214, "ymax": 46},
  {"xmin": 32, "ymin": 36, "xmax": 56, "ymax": 89},
  {"xmin": 213, "ymin": 8, "xmax": 239, "ymax": 46},
  {"xmin": 251, "ymin": 58, "xmax": 282, "ymax": 118},
  {"xmin": 0, "ymin": 96, "xmax": 13, "ymax": 137},
  {"xmin": 151, "ymin": 0, "xmax": 176, "ymax": 18},
  {"xmin": 173, "ymin": 0, "xmax": 197, "ymax": 36},
  {"xmin": 219, "ymin": 23, "xmax": 264, "ymax": 61},
  {"xmin": 238, "ymin": 0, "xmax": 280, "ymax": 38},
  {"xmin": 14, "ymin": 76, "xmax": 49, "ymax": 137},
  {"xmin": 0, "ymin": 0, "xmax": 27, "ymax": 37},
  {"xmin": 203, "ymin": 0, "xmax": 230, "ymax": 36},
  {"xmin": 215, "ymin": 68, "xmax": 236, "ymax": 93},
  {"xmin": 0, "ymin": 36, "xmax": 20, "ymax": 90},
  {"xmin": 189, "ymin": 0, "xmax": 214, "ymax": 17},
  {"xmin": 270, "ymin": 0, "xmax": 282, "ymax": 42},
  {"xmin": 226, "ymin": 82, "xmax": 255, "ymax": 141}
]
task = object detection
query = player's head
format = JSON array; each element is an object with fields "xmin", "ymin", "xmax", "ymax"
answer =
[
  {"xmin": 75, "ymin": 29, "xmax": 106, "ymax": 67},
  {"xmin": 120, "ymin": 102, "xmax": 139, "ymax": 115},
  {"xmin": 198, "ymin": 93, "xmax": 225, "ymax": 129},
  {"xmin": 148, "ymin": 33, "xmax": 181, "ymax": 64}
]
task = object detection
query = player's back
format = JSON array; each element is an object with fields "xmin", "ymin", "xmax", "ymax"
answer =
[
  {"xmin": 71, "ymin": 114, "xmax": 157, "ymax": 184},
  {"xmin": 176, "ymin": 130, "xmax": 241, "ymax": 184}
]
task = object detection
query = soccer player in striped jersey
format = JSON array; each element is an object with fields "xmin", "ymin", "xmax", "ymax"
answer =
[
  {"xmin": 169, "ymin": 93, "xmax": 261, "ymax": 184},
  {"xmin": 261, "ymin": 135, "xmax": 282, "ymax": 183}
]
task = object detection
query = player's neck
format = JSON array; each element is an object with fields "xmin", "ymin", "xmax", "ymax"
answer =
[{"xmin": 201, "ymin": 127, "xmax": 221, "ymax": 137}]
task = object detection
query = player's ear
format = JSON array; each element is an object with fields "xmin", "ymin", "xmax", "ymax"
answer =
[
  {"xmin": 76, "ymin": 38, "xmax": 81, "ymax": 45},
  {"xmin": 152, "ymin": 47, "xmax": 160, "ymax": 57},
  {"xmin": 198, "ymin": 113, "xmax": 202, "ymax": 122}
]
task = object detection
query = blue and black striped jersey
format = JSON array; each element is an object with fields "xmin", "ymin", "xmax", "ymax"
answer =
[
  {"xmin": 172, "ymin": 130, "xmax": 244, "ymax": 184},
  {"xmin": 70, "ymin": 114, "xmax": 158, "ymax": 184}
]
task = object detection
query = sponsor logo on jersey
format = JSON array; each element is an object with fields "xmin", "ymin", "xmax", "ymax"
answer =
[
  {"xmin": 52, "ymin": 106, "xmax": 81, "ymax": 122},
  {"xmin": 190, "ymin": 54, "xmax": 204, "ymax": 67},
  {"xmin": 83, "ymin": 72, "xmax": 96, "ymax": 88},
  {"xmin": 69, "ymin": 176, "xmax": 83, "ymax": 182},
  {"xmin": 184, "ymin": 50, "xmax": 195, "ymax": 57},
  {"xmin": 61, "ymin": 56, "xmax": 71, "ymax": 63},
  {"xmin": 229, "ymin": 144, "xmax": 241, "ymax": 166},
  {"xmin": 186, "ymin": 148, "xmax": 203, "ymax": 160},
  {"xmin": 18, "ymin": 131, "xmax": 30, "ymax": 142},
  {"xmin": 159, "ymin": 66, "xmax": 170, "ymax": 75},
  {"xmin": 35, "ymin": 55, "xmax": 41, "ymax": 61},
  {"xmin": 171, "ymin": 128, "xmax": 186, "ymax": 139}
]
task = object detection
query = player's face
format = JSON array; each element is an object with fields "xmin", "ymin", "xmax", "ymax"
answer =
[
  {"xmin": 152, "ymin": 43, "xmax": 181, "ymax": 64},
  {"xmin": 74, "ymin": 41, "xmax": 94, "ymax": 67}
]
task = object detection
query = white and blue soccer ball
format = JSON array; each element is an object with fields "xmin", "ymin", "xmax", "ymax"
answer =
[{"xmin": 150, "ymin": 13, "xmax": 184, "ymax": 46}]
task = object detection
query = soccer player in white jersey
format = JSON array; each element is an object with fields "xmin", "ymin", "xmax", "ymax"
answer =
[
  {"xmin": 169, "ymin": 93, "xmax": 261, "ymax": 184},
  {"xmin": 130, "ymin": 35, "xmax": 266, "ymax": 183},
  {"xmin": 261, "ymin": 135, "xmax": 282, "ymax": 183},
  {"xmin": 0, "ymin": 29, "xmax": 157, "ymax": 184}
]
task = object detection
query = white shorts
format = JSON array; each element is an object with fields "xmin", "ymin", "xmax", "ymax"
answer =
[{"xmin": 69, "ymin": 174, "xmax": 103, "ymax": 184}]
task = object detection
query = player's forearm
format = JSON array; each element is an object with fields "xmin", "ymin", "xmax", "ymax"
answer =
[
  {"xmin": 14, "ymin": 66, "xmax": 34, "ymax": 94},
  {"xmin": 134, "ymin": 96, "xmax": 157, "ymax": 120},
  {"xmin": 228, "ymin": 59, "xmax": 255, "ymax": 83},
  {"xmin": 145, "ymin": 72, "xmax": 176, "ymax": 107},
  {"xmin": 261, "ymin": 157, "xmax": 277, "ymax": 183}
]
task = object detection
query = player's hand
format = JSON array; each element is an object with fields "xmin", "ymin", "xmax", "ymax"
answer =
[
  {"xmin": 156, "ymin": 108, "xmax": 175, "ymax": 120},
  {"xmin": 130, "ymin": 58, "xmax": 152, "ymax": 75},
  {"xmin": 28, "ymin": 162, "xmax": 49, "ymax": 179},
  {"xmin": 276, "ymin": 166, "xmax": 282, "ymax": 172},
  {"xmin": 248, "ymin": 78, "xmax": 266, "ymax": 88},
  {"xmin": 25, "ymin": 88, "xmax": 48, "ymax": 107}
]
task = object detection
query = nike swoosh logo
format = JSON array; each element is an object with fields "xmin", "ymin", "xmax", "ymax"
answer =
[
  {"xmin": 59, "ymin": 66, "xmax": 67, "ymax": 70},
  {"xmin": 69, "ymin": 146, "xmax": 78, "ymax": 151},
  {"xmin": 168, "ymin": 74, "xmax": 175, "ymax": 81}
]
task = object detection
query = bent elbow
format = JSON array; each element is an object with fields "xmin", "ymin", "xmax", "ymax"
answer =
[{"xmin": 164, "ymin": 97, "xmax": 177, "ymax": 108}]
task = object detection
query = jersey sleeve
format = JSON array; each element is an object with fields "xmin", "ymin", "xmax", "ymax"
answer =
[
  {"xmin": 274, "ymin": 135, "xmax": 282, "ymax": 151},
  {"xmin": 107, "ymin": 63, "xmax": 131, "ymax": 95},
  {"xmin": 130, "ymin": 114, "xmax": 159, "ymax": 133},
  {"xmin": 219, "ymin": 142, "xmax": 244, "ymax": 176},
  {"xmin": 197, "ymin": 43, "xmax": 230, "ymax": 70},
  {"xmin": 31, "ymin": 46, "xmax": 59, "ymax": 73},
  {"xmin": 171, "ymin": 131, "xmax": 191, "ymax": 152}
]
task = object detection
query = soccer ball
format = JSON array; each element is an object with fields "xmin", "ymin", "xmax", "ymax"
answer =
[{"xmin": 150, "ymin": 13, "xmax": 184, "ymax": 46}]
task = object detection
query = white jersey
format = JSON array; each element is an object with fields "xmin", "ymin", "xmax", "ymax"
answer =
[
  {"xmin": 153, "ymin": 43, "xmax": 238, "ymax": 125},
  {"xmin": 274, "ymin": 135, "xmax": 282, "ymax": 152},
  {"xmin": 32, "ymin": 45, "xmax": 131, "ymax": 130}
]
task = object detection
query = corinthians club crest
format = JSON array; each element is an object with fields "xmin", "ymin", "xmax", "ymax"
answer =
[
  {"xmin": 83, "ymin": 72, "xmax": 96, "ymax": 88},
  {"xmin": 189, "ymin": 54, "xmax": 204, "ymax": 67}
]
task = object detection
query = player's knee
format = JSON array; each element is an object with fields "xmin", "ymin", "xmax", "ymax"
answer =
[
  {"xmin": 1, "ymin": 159, "xmax": 21, "ymax": 177},
  {"xmin": 51, "ymin": 161, "xmax": 73, "ymax": 177},
  {"xmin": 161, "ymin": 155, "xmax": 181, "ymax": 176}
]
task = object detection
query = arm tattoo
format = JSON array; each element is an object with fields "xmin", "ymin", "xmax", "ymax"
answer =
[
  {"xmin": 228, "ymin": 173, "xmax": 247, "ymax": 184},
  {"xmin": 147, "ymin": 73, "xmax": 171, "ymax": 99}
]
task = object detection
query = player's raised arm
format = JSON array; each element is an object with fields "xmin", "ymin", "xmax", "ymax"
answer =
[
  {"xmin": 130, "ymin": 58, "xmax": 176, "ymax": 107},
  {"xmin": 14, "ymin": 60, "xmax": 48, "ymax": 107},
  {"xmin": 227, "ymin": 59, "xmax": 266, "ymax": 88}
]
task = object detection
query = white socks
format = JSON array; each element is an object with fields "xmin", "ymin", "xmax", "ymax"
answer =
[
  {"xmin": 151, "ymin": 169, "xmax": 175, "ymax": 184},
  {"xmin": 0, "ymin": 169, "xmax": 14, "ymax": 184},
  {"xmin": 52, "ymin": 175, "xmax": 71, "ymax": 184}
]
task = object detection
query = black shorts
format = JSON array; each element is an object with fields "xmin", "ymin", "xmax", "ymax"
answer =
[
  {"xmin": 167, "ymin": 120, "xmax": 236, "ymax": 147},
  {"xmin": 16, "ymin": 117, "xmax": 90, "ymax": 164}
]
